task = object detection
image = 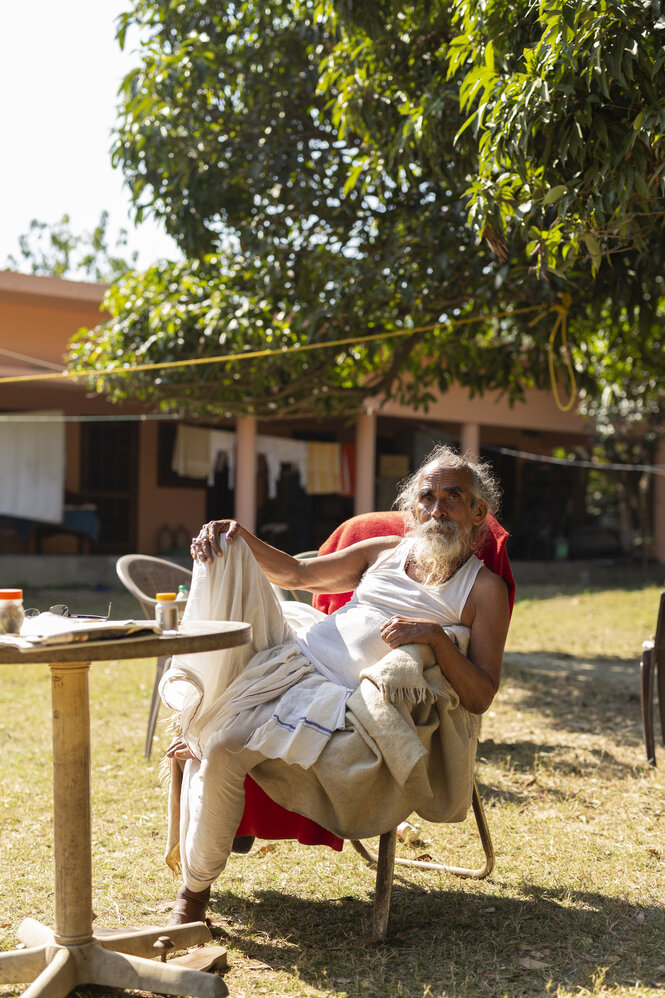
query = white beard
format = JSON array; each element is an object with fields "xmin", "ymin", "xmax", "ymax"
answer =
[{"xmin": 407, "ymin": 519, "xmax": 473, "ymax": 587}]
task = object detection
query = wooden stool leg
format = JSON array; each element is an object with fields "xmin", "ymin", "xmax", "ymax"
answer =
[
  {"xmin": 51, "ymin": 662, "xmax": 93, "ymax": 945},
  {"xmin": 372, "ymin": 830, "xmax": 396, "ymax": 943},
  {"xmin": 641, "ymin": 647, "xmax": 656, "ymax": 766}
]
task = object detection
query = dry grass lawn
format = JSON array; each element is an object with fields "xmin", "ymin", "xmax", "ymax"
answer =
[{"xmin": 0, "ymin": 582, "xmax": 663, "ymax": 997}]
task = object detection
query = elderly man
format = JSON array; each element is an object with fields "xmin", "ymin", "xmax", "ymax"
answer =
[{"xmin": 162, "ymin": 445, "xmax": 510, "ymax": 924}]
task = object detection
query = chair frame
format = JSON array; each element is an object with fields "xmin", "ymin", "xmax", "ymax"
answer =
[
  {"xmin": 129, "ymin": 541, "xmax": 500, "ymax": 939},
  {"xmin": 640, "ymin": 591, "xmax": 665, "ymax": 766},
  {"xmin": 116, "ymin": 554, "xmax": 192, "ymax": 759},
  {"xmin": 350, "ymin": 777, "xmax": 494, "ymax": 941}
]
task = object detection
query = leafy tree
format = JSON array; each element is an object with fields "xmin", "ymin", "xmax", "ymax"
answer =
[
  {"xmin": 67, "ymin": 0, "xmax": 665, "ymax": 433},
  {"xmin": 69, "ymin": 0, "xmax": 562, "ymax": 418},
  {"xmin": 315, "ymin": 0, "xmax": 665, "ymax": 525},
  {"xmin": 322, "ymin": 0, "xmax": 665, "ymax": 278},
  {"xmin": 5, "ymin": 211, "xmax": 139, "ymax": 282}
]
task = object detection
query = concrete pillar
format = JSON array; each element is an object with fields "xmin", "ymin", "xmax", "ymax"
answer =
[
  {"xmin": 653, "ymin": 439, "xmax": 665, "ymax": 564},
  {"xmin": 460, "ymin": 421, "xmax": 480, "ymax": 458},
  {"xmin": 354, "ymin": 410, "xmax": 377, "ymax": 514},
  {"xmin": 235, "ymin": 416, "xmax": 257, "ymax": 533}
]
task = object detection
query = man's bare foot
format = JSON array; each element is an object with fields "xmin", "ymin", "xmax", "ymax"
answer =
[
  {"xmin": 166, "ymin": 738, "xmax": 195, "ymax": 761},
  {"xmin": 167, "ymin": 884, "xmax": 211, "ymax": 926}
]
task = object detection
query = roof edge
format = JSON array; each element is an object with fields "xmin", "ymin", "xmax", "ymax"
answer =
[{"xmin": 0, "ymin": 269, "xmax": 108, "ymax": 306}]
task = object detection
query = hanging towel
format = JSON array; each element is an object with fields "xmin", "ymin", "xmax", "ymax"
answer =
[
  {"xmin": 171, "ymin": 425, "xmax": 211, "ymax": 479},
  {"xmin": 257, "ymin": 436, "xmax": 308, "ymax": 498},
  {"xmin": 306, "ymin": 441, "xmax": 342, "ymax": 494},
  {"xmin": 208, "ymin": 430, "xmax": 236, "ymax": 488},
  {"xmin": 0, "ymin": 411, "xmax": 64, "ymax": 522}
]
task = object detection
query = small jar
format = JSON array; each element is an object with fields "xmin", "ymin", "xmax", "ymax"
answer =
[
  {"xmin": 0, "ymin": 589, "xmax": 25, "ymax": 635},
  {"xmin": 155, "ymin": 592, "xmax": 178, "ymax": 632}
]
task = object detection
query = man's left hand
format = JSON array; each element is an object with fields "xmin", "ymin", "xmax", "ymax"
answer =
[{"xmin": 380, "ymin": 615, "xmax": 441, "ymax": 649}]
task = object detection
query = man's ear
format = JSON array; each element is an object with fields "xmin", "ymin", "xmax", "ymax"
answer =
[{"xmin": 471, "ymin": 499, "xmax": 487, "ymax": 524}]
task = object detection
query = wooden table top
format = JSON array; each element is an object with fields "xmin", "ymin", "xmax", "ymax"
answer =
[{"xmin": 0, "ymin": 620, "xmax": 252, "ymax": 665}]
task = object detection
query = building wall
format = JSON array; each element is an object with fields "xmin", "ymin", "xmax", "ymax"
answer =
[
  {"xmin": 136, "ymin": 421, "xmax": 206, "ymax": 554},
  {"xmin": 380, "ymin": 385, "xmax": 588, "ymax": 434}
]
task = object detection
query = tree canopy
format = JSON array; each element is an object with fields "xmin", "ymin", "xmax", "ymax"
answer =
[
  {"xmin": 322, "ymin": 0, "xmax": 665, "ymax": 277},
  {"xmin": 67, "ymin": 0, "xmax": 665, "ymax": 425}
]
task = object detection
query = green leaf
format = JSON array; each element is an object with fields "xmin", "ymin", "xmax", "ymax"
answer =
[{"xmin": 542, "ymin": 185, "xmax": 567, "ymax": 205}]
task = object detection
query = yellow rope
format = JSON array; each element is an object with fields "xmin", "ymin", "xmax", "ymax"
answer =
[
  {"xmin": 530, "ymin": 293, "xmax": 576, "ymax": 412},
  {"xmin": 0, "ymin": 302, "xmax": 563, "ymax": 391}
]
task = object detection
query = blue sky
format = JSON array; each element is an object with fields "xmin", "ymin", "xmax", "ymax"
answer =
[{"xmin": 0, "ymin": 1, "xmax": 179, "ymax": 274}]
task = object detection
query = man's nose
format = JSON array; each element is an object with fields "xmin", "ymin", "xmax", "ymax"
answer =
[{"xmin": 430, "ymin": 500, "xmax": 447, "ymax": 518}]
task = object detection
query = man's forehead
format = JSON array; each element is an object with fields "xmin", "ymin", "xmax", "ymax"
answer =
[{"xmin": 417, "ymin": 465, "xmax": 473, "ymax": 492}]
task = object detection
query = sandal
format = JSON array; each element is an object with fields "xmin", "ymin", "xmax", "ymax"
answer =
[{"xmin": 167, "ymin": 884, "xmax": 211, "ymax": 926}]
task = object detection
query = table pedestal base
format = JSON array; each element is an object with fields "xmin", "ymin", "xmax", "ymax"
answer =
[{"xmin": 0, "ymin": 918, "xmax": 227, "ymax": 998}]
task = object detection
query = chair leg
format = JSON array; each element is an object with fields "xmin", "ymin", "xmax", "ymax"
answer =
[
  {"xmin": 469, "ymin": 777, "xmax": 495, "ymax": 877},
  {"xmin": 350, "ymin": 777, "xmax": 494, "ymax": 882},
  {"xmin": 371, "ymin": 830, "xmax": 396, "ymax": 943},
  {"xmin": 641, "ymin": 646, "xmax": 656, "ymax": 766},
  {"xmin": 657, "ymin": 649, "xmax": 665, "ymax": 748},
  {"xmin": 145, "ymin": 656, "xmax": 170, "ymax": 760}
]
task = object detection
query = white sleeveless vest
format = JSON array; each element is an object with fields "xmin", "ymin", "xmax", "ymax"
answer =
[{"xmin": 296, "ymin": 539, "xmax": 482, "ymax": 688}]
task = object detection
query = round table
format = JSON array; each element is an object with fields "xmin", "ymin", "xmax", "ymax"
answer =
[{"xmin": 0, "ymin": 621, "xmax": 252, "ymax": 998}]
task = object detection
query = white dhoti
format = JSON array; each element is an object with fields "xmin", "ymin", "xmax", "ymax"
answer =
[{"xmin": 159, "ymin": 536, "xmax": 351, "ymax": 890}]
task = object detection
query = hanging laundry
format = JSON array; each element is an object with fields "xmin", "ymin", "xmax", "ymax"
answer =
[
  {"xmin": 257, "ymin": 436, "xmax": 308, "ymax": 498},
  {"xmin": 306, "ymin": 441, "xmax": 342, "ymax": 495},
  {"xmin": 209, "ymin": 430, "xmax": 236, "ymax": 488},
  {"xmin": 340, "ymin": 443, "xmax": 356, "ymax": 497},
  {"xmin": 0, "ymin": 411, "xmax": 64, "ymax": 522},
  {"xmin": 171, "ymin": 425, "xmax": 211, "ymax": 479}
]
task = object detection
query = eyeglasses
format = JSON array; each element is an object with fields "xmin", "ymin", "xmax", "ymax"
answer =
[{"xmin": 23, "ymin": 603, "xmax": 113, "ymax": 621}]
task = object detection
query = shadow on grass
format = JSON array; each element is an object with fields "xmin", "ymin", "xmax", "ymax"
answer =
[
  {"xmin": 478, "ymin": 738, "xmax": 639, "ymax": 794},
  {"xmin": 212, "ymin": 884, "xmax": 664, "ymax": 998},
  {"xmin": 496, "ymin": 658, "xmax": 645, "ymax": 755}
]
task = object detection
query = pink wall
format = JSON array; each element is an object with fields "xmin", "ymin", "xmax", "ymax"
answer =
[
  {"xmin": 136, "ymin": 421, "xmax": 206, "ymax": 554},
  {"xmin": 380, "ymin": 383, "xmax": 589, "ymax": 434}
]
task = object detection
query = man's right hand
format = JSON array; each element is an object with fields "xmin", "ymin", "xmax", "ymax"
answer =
[
  {"xmin": 165, "ymin": 737, "xmax": 196, "ymax": 761},
  {"xmin": 190, "ymin": 519, "xmax": 241, "ymax": 562}
]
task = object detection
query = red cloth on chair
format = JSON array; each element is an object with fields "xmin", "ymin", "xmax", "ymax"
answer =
[
  {"xmin": 235, "ymin": 775, "xmax": 343, "ymax": 849},
  {"xmin": 235, "ymin": 509, "xmax": 514, "ymax": 847}
]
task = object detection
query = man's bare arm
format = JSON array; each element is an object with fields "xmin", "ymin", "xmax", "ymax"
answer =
[
  {"xmin": 379, "ymin": 569, "xmax": 510, "ymax": 713},
  {"xmin": 191, "ymin": 519, "xmax": 400, "ymax": 595}
]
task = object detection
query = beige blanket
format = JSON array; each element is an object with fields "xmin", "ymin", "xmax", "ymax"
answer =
[{"xmin": 165, "ymin": 640, "xmax": 480, "ymax": 870}]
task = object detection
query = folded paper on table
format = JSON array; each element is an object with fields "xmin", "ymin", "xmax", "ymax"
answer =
[{"xmin": 0, "ymin": 614, "xmax": 162, "ymax": 650}]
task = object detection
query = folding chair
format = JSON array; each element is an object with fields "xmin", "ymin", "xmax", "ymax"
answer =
[
  {"xmin": 116, "ymin": 554, "xmax": 192, "ymax": 759},
  {"xmin": 640, "ymin": 591, "xmax": 665, "ymax": 766},
  {"xmin": 238, "ymin": 510, "xmax": 515, "ymax": 940}
]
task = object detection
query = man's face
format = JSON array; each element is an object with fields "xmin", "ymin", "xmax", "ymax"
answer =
[{"xmin": 414, "ymin": 465, "xmax": 486, "ymax": 541}]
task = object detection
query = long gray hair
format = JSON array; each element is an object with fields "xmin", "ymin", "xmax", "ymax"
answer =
[{"xmin": 395, "ymin": 444, "xmax": 502, "ymax": 540}]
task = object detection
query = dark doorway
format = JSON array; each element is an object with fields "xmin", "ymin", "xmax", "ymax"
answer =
[{"xmin": 80, "ymin": 422, "xmax": 138, "ymax": 553}]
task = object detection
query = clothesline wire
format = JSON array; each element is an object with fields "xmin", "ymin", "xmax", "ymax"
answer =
[
  {"xmin": 0, "ymin": 346, "xmax": 63, "ymax": 371},
  {"xmin": 490, "ymin": 443, "xmax": 665, "ymax": 477},
  {"xmin": 2, "ymin": 411, "xmax": 660, "ymax": 478},
  {"xmin": 414, "ymin": 423, "xmax": 665, "ymax": 477},
  {"xmin": 0, "ymin": 412, "xmax": 181, "ymax": 423}
]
